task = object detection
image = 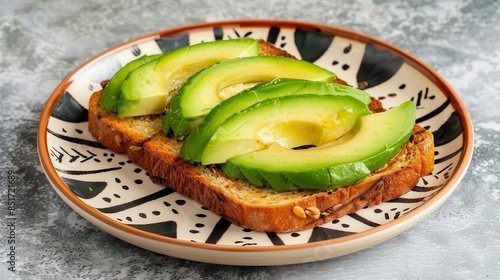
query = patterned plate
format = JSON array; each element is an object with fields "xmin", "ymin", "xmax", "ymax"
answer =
[{"xmin": 38, "ymin": 20, "xmax": 473, "ymax": 266}]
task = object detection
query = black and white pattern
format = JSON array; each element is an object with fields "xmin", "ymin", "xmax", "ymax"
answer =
[{"xmin": 43, "ymin": 22, "xmax": 467, "ymax": 249}]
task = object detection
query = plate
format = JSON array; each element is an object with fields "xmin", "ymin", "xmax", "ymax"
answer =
[{"xmin": 37, "ymin": 20, "xmax": 473, "ymax": 266}]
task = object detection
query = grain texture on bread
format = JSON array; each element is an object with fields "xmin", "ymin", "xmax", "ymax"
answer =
[{"xmin": 88, "ymin": 88, "xmax": 162, "ymax": 154}]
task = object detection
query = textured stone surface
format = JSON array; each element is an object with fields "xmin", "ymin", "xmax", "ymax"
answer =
[{"xmin": 1, "ymin": 0, "xmax": 499, "ymax": 279}]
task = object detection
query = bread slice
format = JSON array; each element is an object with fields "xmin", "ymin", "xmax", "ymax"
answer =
[
  {"xmin": 137, "ymin": 123, "xmax": 433, "ymax": 233},
  {"xmin": 88, "ymin": 40, "xmax": 435, "ymax": 232},
  {"xmin": 89, "ymin": 40, "xmax": 303, "ymax": 167}
]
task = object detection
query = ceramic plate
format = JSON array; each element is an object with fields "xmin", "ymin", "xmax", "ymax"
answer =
[{"xmin": 38, "ymin": 20, "xmax": 473, "ymax": 266}]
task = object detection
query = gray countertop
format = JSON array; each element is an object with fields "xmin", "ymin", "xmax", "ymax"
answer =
[{"xmin": 1, "ymin": 0, "xmax": 499, "ymax": 279}]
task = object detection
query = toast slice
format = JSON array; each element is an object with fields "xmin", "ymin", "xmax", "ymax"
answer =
[
  {"xmin": 88, "ymin": 40, "xmax": 435, "ymax": 232},
  {"xmin": 89, "ymin": 40, "xmax": 302, "ymax": 166},
  {"xmin": 139, "ymin": 122, "xmax": 433, "ymax": 233},
  {"xmin": 89, "ymin": 89, "xmax": 434, "ymax": 232}
]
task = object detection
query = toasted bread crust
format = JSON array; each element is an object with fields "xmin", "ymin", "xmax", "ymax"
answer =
[
  {"xmin": 257, "ymin": 39, "xmax": 296, "ymax": 58},
  {"xmin": 143, "ymin": 124, "xmax": 433, "ymax": 232},
  {"xmin": 87, "ymin": 39, "xmax": 435, "ymax": 232}
]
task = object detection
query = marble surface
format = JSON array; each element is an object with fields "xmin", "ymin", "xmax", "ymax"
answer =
[{"xmin": 0, "ymin": 0, "xmax": 499, "ymax": 279}]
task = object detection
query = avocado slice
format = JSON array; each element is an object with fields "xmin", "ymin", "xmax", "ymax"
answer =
[
  {"xmin": 116, "ymin": 39, "xmax": 260, "ymax": 117},
  {"xmin": 102, "ymin": 54, "xmax": 163, "ymax": 112},
  {"xmin": 180, "ymin": 78, "xmax": 371, "ymax": 162},
  {"xmin": 164, "ymin": 56, "xmax": 336, "ymax": 138},
  {"xmin": 221, "ymin": 100, "xmax": 417, "ymax": 191},
  {"xmin": 200, "ymin": 94, "xmax": 372, "ymax": 165}
]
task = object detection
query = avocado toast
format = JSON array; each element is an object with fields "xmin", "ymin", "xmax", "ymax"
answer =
[{"xmin": 88, "ymin": 39, "xmax": 434, "ymax": 232}]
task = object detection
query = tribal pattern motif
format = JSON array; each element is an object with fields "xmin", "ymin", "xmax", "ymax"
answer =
[{"xmin": 45, "ymin": 24, "xmax": 464, "ymax": 247}]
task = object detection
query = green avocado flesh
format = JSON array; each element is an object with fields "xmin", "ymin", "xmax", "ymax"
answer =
[
  {"xmin": 102, "ymin": 54, "xmax": 163, "ymax": 112},
  {"xmin": 180, "ymin": 78, "xmax": 372, "ymax": 162},
  {"xmin": 200, "ymin": 94, "xmax": 372, "ymax": 165},
  {"xmin": 116, "ymin": 39, "xmax": 260, "ymax": 117},
  {"xmin": 220, "ymin": 100, "xmax": 416, "ymax": 191},
  {"xmin": 164, "ymin": 56, "xmax": 335, "ymax": 137}
]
